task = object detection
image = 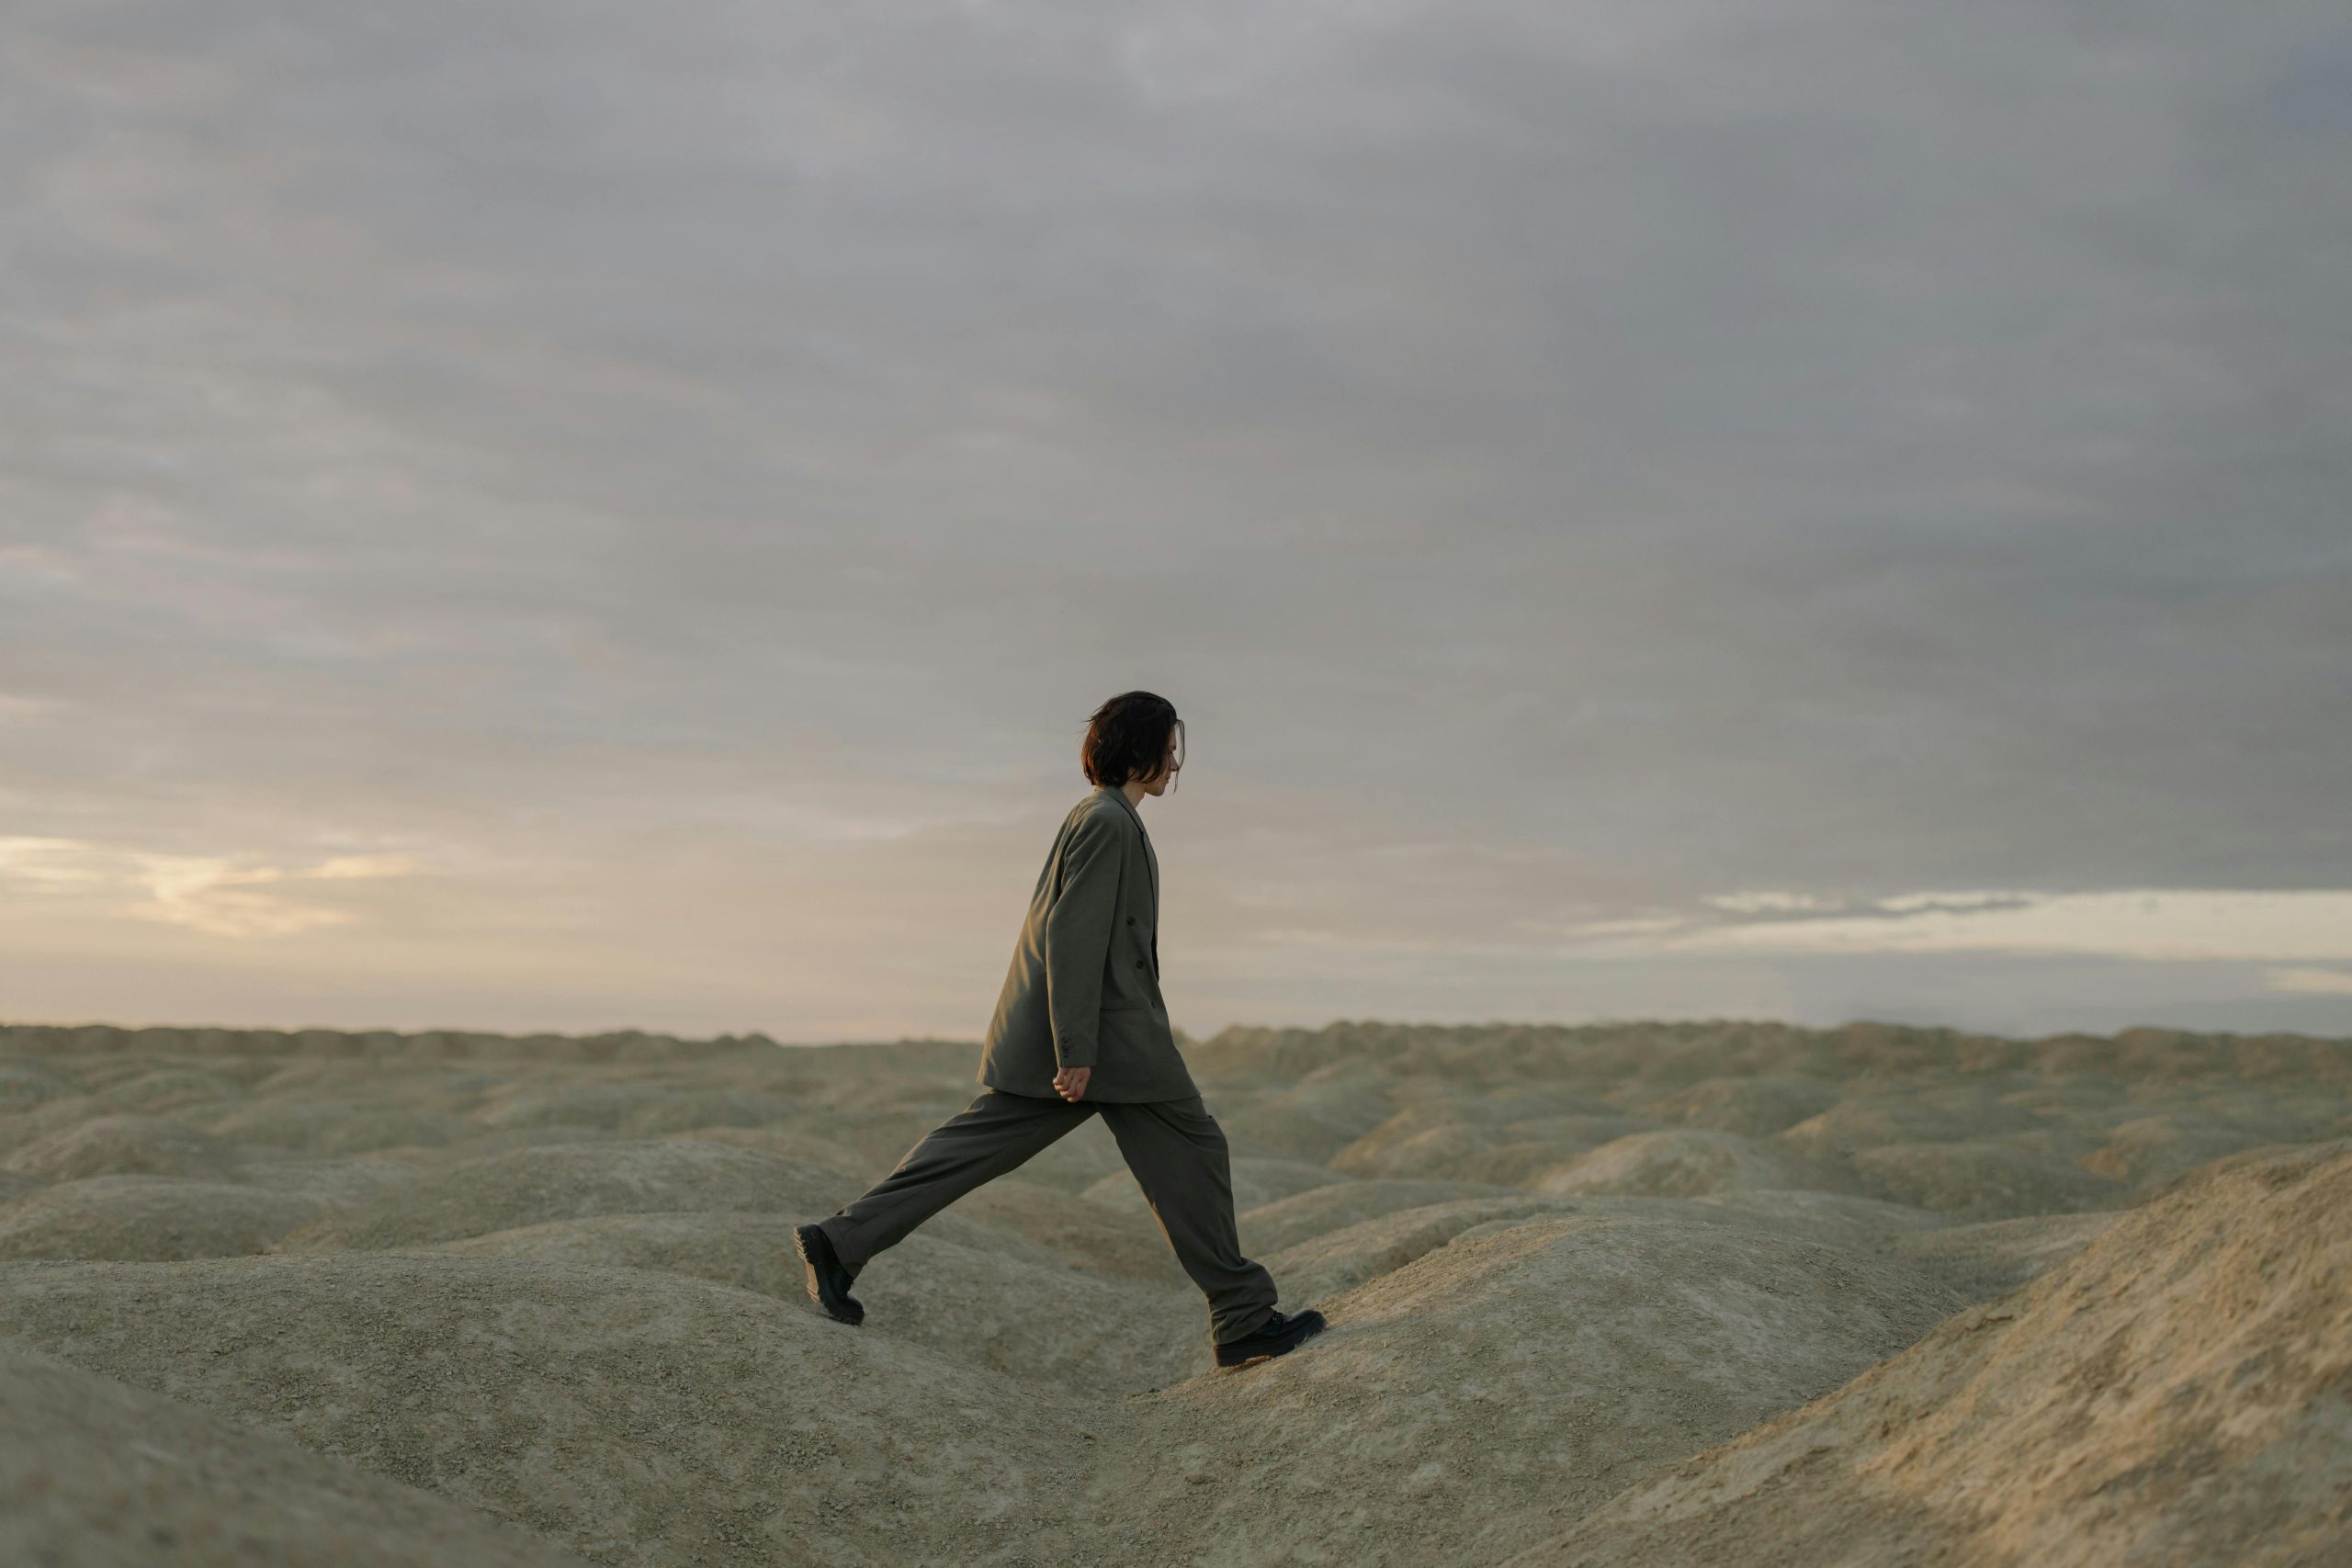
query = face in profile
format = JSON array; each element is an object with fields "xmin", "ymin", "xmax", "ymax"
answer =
[{"xmin": 1140, "ymin": 727, "xmax": 1182, "ymax": 796}]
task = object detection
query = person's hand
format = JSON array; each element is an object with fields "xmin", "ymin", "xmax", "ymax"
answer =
[{"xmin": 1052, "ymin": 1066, "xmax": 1091, "ymax": 1102}]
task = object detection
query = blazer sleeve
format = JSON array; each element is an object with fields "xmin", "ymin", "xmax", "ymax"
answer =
[{"xmin": 1043, "ymin": 808, "xmax": 1122, "ymax": 1070}]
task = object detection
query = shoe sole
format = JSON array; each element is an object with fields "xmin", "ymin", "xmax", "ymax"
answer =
[{"xmin": 792, "ymin": 1226, "xmax": 864, "ymax": 1326}]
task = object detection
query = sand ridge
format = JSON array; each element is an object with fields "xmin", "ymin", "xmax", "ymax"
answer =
[{"xmin": 1, "ymin": 1016, "xmax": 2346, "ymax": 1565}]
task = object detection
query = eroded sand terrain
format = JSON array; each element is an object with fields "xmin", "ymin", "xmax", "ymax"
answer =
[{"xmin": 3, "ymin": 1018, "xmax": 2346, "ymax": 1565}]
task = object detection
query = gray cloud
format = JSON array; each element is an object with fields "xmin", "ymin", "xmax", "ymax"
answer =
[{"xmin": 2, "ymin": 1, "xmax": 2346, "ymax": 1036}]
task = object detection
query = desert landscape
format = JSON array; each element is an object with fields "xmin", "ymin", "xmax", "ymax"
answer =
[{"xmin": 1, "ymin": 1017, "xmax": 2346, "ymax": 1566}]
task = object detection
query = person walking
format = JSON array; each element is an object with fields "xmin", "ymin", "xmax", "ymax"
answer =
[{"xmin": 793, "ymin": 691, "xmax": 1327, "ymax": 1370}]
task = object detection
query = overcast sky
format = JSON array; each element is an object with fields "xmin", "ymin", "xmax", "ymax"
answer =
[{"xmin": 4, "ymin": 1, "xmax": 2347, "ymax": 1043}]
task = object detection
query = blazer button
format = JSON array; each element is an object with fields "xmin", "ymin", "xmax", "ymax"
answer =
[
  {"xmin": 1134, "ymin": 959, "xmax": 1145, "ymax": 968},
  {"xmin": 1126, "ymin": 916, "xmax": 1135, "ymax": 925}
]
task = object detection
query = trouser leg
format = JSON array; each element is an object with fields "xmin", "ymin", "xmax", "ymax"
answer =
[
  {"xmin": 1099, "ymin": 1095, "xmax": 1280, "ymax": 1345},
  {"xmin": 817, "ymin": 1089, "xmax": 1094, "ymax": 1275}
]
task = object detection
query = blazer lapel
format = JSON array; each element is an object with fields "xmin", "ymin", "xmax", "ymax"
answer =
[
  {"xmin": 1144, "ymin": 829, "xmax": 1158, "ymax": 912},
  {"xmin": 1095, "ymin": 783, "xmax": 1159, "ymax": 924}
]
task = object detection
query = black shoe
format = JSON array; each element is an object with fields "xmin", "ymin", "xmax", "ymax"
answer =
[
  {"xmin": 793, "ymin": 1224, "xmax": 865, "ymax": 1325},
  {"xmin": 1214, "ymin": 1307, "xmax": 1327, "ymax": 1369}
]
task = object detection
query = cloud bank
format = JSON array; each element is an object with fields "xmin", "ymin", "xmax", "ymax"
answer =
[{"xmin": 2, "ymin": 1, "xmax": 2345, "ymax": 1035}]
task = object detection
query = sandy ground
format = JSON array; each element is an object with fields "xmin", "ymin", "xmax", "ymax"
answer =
[{"xmin": 2, "ymin": 1017, "xmax": 2346, "ymax": 1566}]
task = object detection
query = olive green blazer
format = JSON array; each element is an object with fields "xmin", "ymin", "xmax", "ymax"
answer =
[{"xmin": 977, "ymin": 784, "xmax": 1200, "ymax": 1102}]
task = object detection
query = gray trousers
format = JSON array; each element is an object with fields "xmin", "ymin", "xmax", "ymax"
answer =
[{"xmin": 815, "ymin": 1089, "xmax": 1280, "ymax": 1345}]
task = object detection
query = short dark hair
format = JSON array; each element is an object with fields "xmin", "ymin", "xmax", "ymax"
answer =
[{"xmin": 1080, "ymin": 691, "xmax": 1183, "ymax": 790}]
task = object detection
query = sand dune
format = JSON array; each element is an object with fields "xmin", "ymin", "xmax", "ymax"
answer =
[
  {"xmin": 0, "ymin": 1174, "xmax": 326, "ymax": 1261},
  {"xmin": 1236, "ymin": 1175, "xmax": 1525, "ymax": 1251},
  {"xmin": 1080, "ymin": 1153, "xmax": 1347, "ymax": 1218},
  {"xmin": 1100, "ymin": 1207, "xmax": 1980, "ymax": 1565},
  {"xmin": 1, "ymin": 1338, "xmax": 592, "ymax": 1567},
  {"xmin": 1510, "ymin": 1138, "xmax": 2352, "ymax": 1567},
  {"xmin": 0, "ymin": 1255, "xmax": 1101, "ymax": 1565},
  {"xmin": 276, "ymin": 1139, "xmax": 846, "ymax": 1252},
  {"xmin": 435, "ymin": 1213, "xmax": 1203, "ymax": 1395},
  {"xmin": 2, "ymin": 1016, "xmax": 2345, "ymax": 1564},
  {"xmin": 4, "ymin": 1112, "xmax": 243, "ymax": 1183},
  {"xmin": 1532, "ymin": 1126, "xmax": 1842, "ymax": 1199}
]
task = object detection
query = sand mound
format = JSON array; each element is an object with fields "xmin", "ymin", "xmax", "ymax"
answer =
[
  {"xmin": 612, "ymin": 1088, "xmax": 801, "ymax": 1135},
  {"xmin": 1330, "ymin": 1099, "xmax": 1649, "ymax": 1179},
  {"xmin": 5, "ymin": 1018, "xmax": 2346, "ymax": 1565},
  {"xmin": 470, "ymin": 1082, "xmax": 715, "ymax": 1133},
  {"xmin": 1099, "ymin": 1209, "xmax": 1978, "ymax": 1565},
  {"xmin": 95, "ymin": 1066, "xmax": 248, "ymax": 1114},
  {"xmin": 1687, "ymin": 1188, "xmax": 1954, "ymax": 1249},
  {"xmin": 1850, "ymin": 1139, "xmax": 2125, "ymax": 1221},
  {"xmin": 1889, "ymin": 1210, "xmax": 2123, "ymax": 1297},
  {"xmin": 0, "ymin": 1175, "xmax": 326, "ymax": 1261},
  {"xmin": 0, "ymin": 1064, "xmax": 75, "ymax": 1112},
  {"xmin": 1080, "ymin": 1156, "xmax": 1345, "ymax": 1219},
  {"xmin": 232, "ymin": 1155, "xmax": 435, "ymax": 1210},
  {"xmin": 1, "ymin": 1113, "xmax": 241, "ymax": 1183},
  {"xmin": 433, "ymin": 1212, "xmax": 1199, "ymax": 1395},
  {"xmin": 0, "ymin": 1099, "xmax": 98, "ymax": 1163},
  {"xmin": 1264, "ymin": 1194, "xmax": 1576, "ymax": 1303},
  {"xmin": 1448, "ymin": 1136, "xmax": 1634, "ymax": 1186},
  {"xmin": 1238, "ymin": 1177, "xmax": 1523, "ymax": 1252},
  {"xmin": 1635, "ymin": 1074, "xmax": 1844, "ymax": 1136},
  {"xmin": 1330, "ymin": 1118, "xmax": 1504, "ymax": 1178},
  {"xmin": 1534, "ymin": 1128, "xmax": 1835, "ymax": 1199},
  {"xmin": 0, "ymin": 1255, "xmax": 1098, "ymax": 1566},
  {"xmin": 641, "ymin": 1122, "xmax": 874, "ymax": 1179},
  {"xmin": 937, "ymin": 1179, "xmax": 1191, "ymax": 1287},
  {"xmin": 0, "ymin": 1340, "xmax": 593, "ymax": 1567},
  {"xmin": 1339, "ymin": 1119, "xmax": 1665, "ymax": 1182},
  {"xmin": 1775, "ymin": 1089, "xmax": 2047, "ymax": 1164},
  {"xmin": 2081, "ymin": 1111, "xmax": 2292, "ymax": 1195},
  {"xmin": 202, "ymin": 1101, "xmax": 468, "ymax": 1156},
  {"xmin": 278, "ymin": 1140, "xmax": 841, "ymax": 1250},
  {"xmin": 833, "ymin": 1231, "xmax": 1204, "ymax": 1393},
  {"xmin": 1517, "ymin": 1139, "xmax": 2352, "ymax": 1567},
  {"xmin": 1211, "ymin": 1081, "xmax": 1393, "ymax": 1163}
]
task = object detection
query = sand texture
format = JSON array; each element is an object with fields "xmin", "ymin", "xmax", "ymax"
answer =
[{"xmin": 2, "ymin": 1016, "xmax": 2346, "ymax": 1565}]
